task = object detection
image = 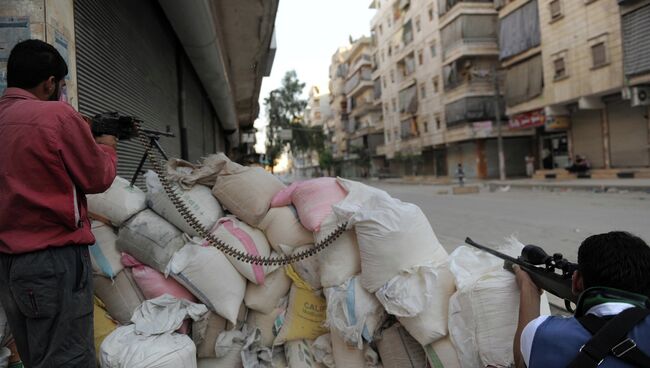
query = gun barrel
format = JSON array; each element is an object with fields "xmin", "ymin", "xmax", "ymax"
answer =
[{"xmin": 465, "ymin": 237, "xmax": 519, "ymax": 264}]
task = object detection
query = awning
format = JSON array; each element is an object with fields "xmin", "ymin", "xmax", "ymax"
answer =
[{"xmin": 508, "ymin": 109, "xmax": 545, "ymax": 129}]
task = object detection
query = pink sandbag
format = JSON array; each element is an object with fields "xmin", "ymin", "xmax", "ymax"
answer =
[
  {"xmin": 121, "ymin": 253, "xmax": 197, "ymax": 333},
  {"xmin": 271, "ymin": 178, "xmax": 347, "ymax": 232}
]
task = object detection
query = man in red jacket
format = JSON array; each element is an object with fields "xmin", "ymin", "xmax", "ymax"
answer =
[{"xmin": 0, "ymin": 39, "xmax": 117, "ymax": 367}]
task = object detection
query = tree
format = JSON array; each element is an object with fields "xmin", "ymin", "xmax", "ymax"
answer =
[
  {"xmin": 264, "ymin": 70, "xmax": 324, "ymax": 172},
  {"xmin": 319, "ymin": 148, "xmax": 334, "ymax": 176}
]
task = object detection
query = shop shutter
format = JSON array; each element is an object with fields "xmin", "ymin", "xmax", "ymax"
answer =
[
  {"xmin": 74, "ymin": 0, "xmax": 180, "ymax": 189},
  {"xmin": 608, "ymin": 100, "xmax": 649, "ymax": 167},
  {"xmin": 570, "ymin": 110, "xmax": 604, "ymax": 169},
  {"xmin": 622, "ymin": 4, "xmax": 650, "ymax": 77}
]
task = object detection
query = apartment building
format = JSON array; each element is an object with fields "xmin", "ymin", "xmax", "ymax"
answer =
[
  {"xmin": 499, "ymin": 0, "xmax": 650, "ymax": 172},
  {"xmin": 295, "ymin": 85, "xmax": 332, "ymax": 177},
  {"xmin": 327, "ymin": 46, "xmax": 352, "ymax": 160}
]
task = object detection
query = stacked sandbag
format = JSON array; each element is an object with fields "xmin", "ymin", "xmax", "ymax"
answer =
[
  {"xmin": 315, "ymin": 213, "xmax": 361, "ymax": 289},
  {"xmin": 448, "ymin": 241, "xmax": 551, "ymax": 368},
  {"xmin": 87, "ymin": 176, "xmax": 146, "ymax": 226},
  {"xmin": 100, "ymin": 295, "xmax": 206, "ymax": 368},
  {"xmin": 94, "ymin": 269, "xmax": 145, "ymax": 324},
  {"xmin": 89, "ymin": 220, "xmax": 122, "ymax": 279},
  {"xmin": 211, "ymin": 153, "xmax": 286, "ymax": 227},
  {"xmin": 245, "ymin": 267, "xmax": 292, "ymax": 314},
  {"xmin": 192, "ymin": 312, "xmax": 228, "ymax": 358},
  {"xmin": 93, "ymin": 297, "xmax": 117, "ymax": 362},
  {"xmin": 258, "ymin": 206, "xmax": 313, "ymax": 253},
  {"xmin": 144, "ymin": 170, "xmax": 223, "ymax": 237},
  {"xmin": 116, "ymin": 209, "xmax": 186, "ymax": 273},
  {"xmin": 377, "ymin": 323, "xmax": 427, "ymax": 368}
]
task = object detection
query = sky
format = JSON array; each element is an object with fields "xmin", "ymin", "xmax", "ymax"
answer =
[{"xmin": 254, "ymin": 0, "xmax": 375, "ymax": 153}]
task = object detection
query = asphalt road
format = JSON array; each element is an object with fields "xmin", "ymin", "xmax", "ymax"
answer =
[{"xmin": 367, "ymin": 182, "xmax": 650, "ymax": 262}]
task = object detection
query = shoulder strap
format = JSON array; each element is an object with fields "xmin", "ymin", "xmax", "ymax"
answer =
[{"xmin": 569, "ymin": 307, "xmax": 650, "ymax": 368}]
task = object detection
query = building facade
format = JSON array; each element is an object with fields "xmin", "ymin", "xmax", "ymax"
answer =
[{"xmin": 1, "ymin": 0, "xmax": 277, "ymax": 185}]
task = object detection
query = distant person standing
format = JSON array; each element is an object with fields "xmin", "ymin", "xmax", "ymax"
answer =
[
  {"xmin": 525, "ymin": 155, "xmax": 535, "ymax": 177},
  {"xmin": 456, "ymin": 163, "xmax": 465, "ymax": 187}
]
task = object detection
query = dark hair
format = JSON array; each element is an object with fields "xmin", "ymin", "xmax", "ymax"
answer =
[
  {"xmin": 7, "ymin": 39, "xmax": 68, "ymax": 89},
  {"xmin": 578, "ymin": 231, "xmax": 650, "ymax": 296}
]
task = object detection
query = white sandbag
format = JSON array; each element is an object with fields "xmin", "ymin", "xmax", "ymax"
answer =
[
  {"xmin": 280, "ymin": 244, "xmax": 321, "ymax": 291},
  {"xmin": 333, "ymin": 178, "xmax": 449, "ymax": 292},
  {"xmin": 314, "ymin": 213, "xmax": 361, "ymax": 288},
  {"xmin": 212, "ymin": 216, "xmax": 272, "ymax": 285},
  {"xmin": 258, "ymin": 206, "xmax": 313, "ymax": 253},
  {"xmin": 87, "ymin": 176, "xmax": 146, "ymax": 226},
  {"xmin": 193, "ymin": 312, "xmax": 228, "ymax": 358},
  {"xmin": 376, "ymin": 261, "xmax": 455, "ymax": 345},
  {"xmin": 116, "ymin": 209, "xmax": 185, "ymax": 273},
  {"xmin": 285, "ymin": 340, "xmax": 323, "ymax": 368},
  {"xmin": 245, "ymin": 266, "xmax": 292, "ymax": 314},
  {"xmin": 448, "ymin": 242, "xmax": 551, "ymax": 368},
  {"xmin": 100, "ymin": 295, "xmax": 205, "ymax": 368},
  {"xmin": 324, "ymin": 276, "xmax": 384, "ymax": 349},
  {"xmin": 312, "ymin": 335, "xmax": 335, "ymax": 368},
  {"xmin": 214, "ymin": 330, "xmax": 245, "ymax": 367},
  {"xmin": 89, "ymin": 221, "xmax": 123, "ymax": 278},
  {"xmin": 94, "ymin": 270, "xmax": 145, "ymax": 324},
  {"xmin": 144, "ymin": 170, "xmax": 223, "ymax": 237},
  {"xmin": 425, "ymin": 337, "xmax": 462, "ymax": 368},
  {"xmin": 377, "ymin": 323, "xmax": 427, "ymax": 368},
  {"xmin": 211, "ymin": 154, "xmax": 286, "ymax": 226},
  {"xmin": 272, "ymin": 346, "xmax": 288, "ymax": 368},
  {"xmin": 167, "ymin": 240, "xmax": 246, "ymax": 324},
  {"xmin": 247, "ymin": 308, "xmax": 284, "ymax": 348},
  {"xmin": 330, "ymin": 331, "xmax": 365, "ymax": 368}
]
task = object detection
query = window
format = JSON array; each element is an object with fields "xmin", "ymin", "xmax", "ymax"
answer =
[
  {"xmin": 435, "ymin": 116, "xmax": 441, "ymax": 130},
  {"xmin": 549, "ymin": 0, "xmax": 562, "ymax": 20},
  {"xmin": 394, "ymin": 127, "xmax": 399, "ymax": 140},
  {"xmin": 554, "ymin": 57, "xmax": 566, "ymax": 79},
  {"xmin": 392, "ymin": 98, "xmax": 397, "ymax": 112},
  {"xmin": 591, "ymin": 42, "xmax": 607, "ymax": 67},
  {"xmin": 415, "ymin": 16, "xmax": 421, "ymax": 32},
  {"xmin": 379, "ymin": 24, "xmax": 383, "ymax": 35},
  {"xmin": 382, "ymin": 76, "xmax": 387, "ymax": 88},
  {"xmin": 418, "ymin": 50, "xmax": 424, "ymax": 65},
  {"xmin": 388, "ymin": 45, "xmax": 392, "ymax": 56},
  {"xmin": 428, "ymin": 5, "xmax": 434, "ymax": 21},
  {"xmin": 423, "ymin": 120, "xmax": 429, "ymax": 133},
  {"xmin": 420, "ymin": 83, "xmax": 426, "ymax": 99},
  {"xmin": 430, "ymin": 42, "xmax": 436, "ymax": 57},
  {"xmin": 433, "ymin": 76, "xmax": 439, "ymax": 93},
  {"xmin": 390, "ymin": 70, "xmax": 395, "ymax": 83}
]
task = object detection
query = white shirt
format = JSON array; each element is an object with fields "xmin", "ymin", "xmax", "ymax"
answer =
[{"xmin": 520, "ymin": 302, "xmax": 636, "ymax": 367}]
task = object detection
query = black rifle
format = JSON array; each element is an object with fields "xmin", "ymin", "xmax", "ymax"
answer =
[
  {"xmin": 90, "ymin": 112, "xmax": 140, "ymax": 140},
  {"xmin": 465, "ymin": 237, "xmax": 579, "ymax": 312}
]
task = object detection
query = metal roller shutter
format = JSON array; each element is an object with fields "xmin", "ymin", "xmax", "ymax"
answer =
[
  {"xmin": 570, "ymin": 110, "xmax": 604, "ymax": 169},
  {"xmin": 608, "ymin": 100, "xmax": 649, "ymax": 168},
  {"xmin": 622, "ymin": 4, "xmax": 650, "ymax": 77},
  {"xmin": 74, "ymin": 0, "xmax": 180, "ymax": 189}
]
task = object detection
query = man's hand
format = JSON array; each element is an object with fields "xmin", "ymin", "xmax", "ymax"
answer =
[
  {"xmin": 514, "ymin": 265, "xmax": 542, "ymax": 295},
  {"xmin": 95, "ymin": 135, "xmax": 118, "ymax": 150}
]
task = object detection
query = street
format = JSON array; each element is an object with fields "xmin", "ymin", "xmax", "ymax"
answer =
[{"xmin": 368, "ymin": 182, "xmax": 650, "ymax": 261}]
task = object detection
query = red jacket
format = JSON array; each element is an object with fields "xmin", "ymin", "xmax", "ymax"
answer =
[{"xmin": 0, "ymin": 88, "xmax": 117, "ymax": 254}]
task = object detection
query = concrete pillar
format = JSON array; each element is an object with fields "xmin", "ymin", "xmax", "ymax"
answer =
[{"xmin": 601, "ymin": 107, "xmax": 611, "ymax": 169}]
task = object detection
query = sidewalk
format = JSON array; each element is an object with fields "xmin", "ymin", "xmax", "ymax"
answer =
[{"xmin": 369, "ymin": 176, "xmax": 650, "ymax": 193}]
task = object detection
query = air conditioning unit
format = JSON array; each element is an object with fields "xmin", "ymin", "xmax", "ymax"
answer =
[{"xmin": 631, "ymin": 86, "xmax": 650, "ymax": 107}]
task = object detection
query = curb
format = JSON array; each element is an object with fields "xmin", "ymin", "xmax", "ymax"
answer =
[{"xmin": 487, "ymin": 181, "xmax": 650, "ymax": 193}]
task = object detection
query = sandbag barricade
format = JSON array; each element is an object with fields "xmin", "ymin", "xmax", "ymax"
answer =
[
  {"xmin": 87, "ymin": 176, "xmax": 146, "ymax": 227},
  {"xmin": 89, "ymin": 221, "xmax": 122, "ymax": 279}
]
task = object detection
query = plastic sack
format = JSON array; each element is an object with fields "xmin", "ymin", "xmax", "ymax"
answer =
[
  {"xmin": 377, "ymin": 323, "xmax": 427, "ymax": 368},
  {"xmin": 280, "ymin": 244, "xmax": 321, "ymax": 291},
  {"xmin": 448, "ymin": 241, "xmax": 551, "ymax": 368},
  {"xmin": 168, "ymin": 240, "xmax": 246, "ymax": 324},
  {"xmin": 100, "ymin": 295, "xmax": 205, "ymax": 368},
  {"xmin": 324, "ymin": 276, "xmax": 384, "ymax": 349},
  {"xmin": 245, "ymin": 266, "xmax": 292, "ymax": 314},
  {"xmin": 116, "ymin": 209, "xmax": 185, "ymax": 273},
  {"xmin": 285, "ymin": 340, "xmax": 322, "ymax": 368},
  {"xmin": 274, "ymin": 266, "xmax": 328, "ymax": 345},
  {"xmin": 87, "ymin": 176, "xmax": 146, "ymax": 226},
  {"xmin": 144, "ymin": 170, "xmax": 223, "ymax": 237},
  {"xmin": 212, "ymin": 216, "xmax": 272, "ymax": 285},
  {"xmin": 122, "ymin": 253, "xmax": 197, "ymax": 304},
  {"xmin": 333, "ymin": 178, "xmax": 449, "ymax": 292},
  {"xmin": 271, "ymin": 178, "xmax": 347, "ymax": 232},
  {"xmin": 315, "ymin": 212, "xmax": 361, "ymax": 288},
  {"xmin": 312, "ymin": 334, "xmax": 335, "ymax": 368},
  {"xmin": 214, "ymin": 330, "xmax": 245, "ymax": 367},
  {"xmin": 212, "ymin": 154, "xmax": 286, "ymax": 227},
  {"xmin": 425, "ymin": 338, "xmax": 462, "ymax": 368},
  {"xmin": 93, "ymin": 270, "xmax": 145, "ymax": 324},
  {"xmin": 94, "ymin": 298, "xmax": 117, "ymax": 362},
  {"xmin": 247, "ymin": 308, "xmax": 284, "ymax": 348},
  {"xmin": 193, "ymin": 312, "xmax": 228, "ymax": 358},
  {"xmin": 376, "ymin": 261, "xmax": 455, "ymax": 345},
  {"xmin": 90, "ymin": 221, "xmax": 123, "ymax": 279},
  {"xmin": 258, "ymin": 206, "xmax": 313, "ymax": 253}
]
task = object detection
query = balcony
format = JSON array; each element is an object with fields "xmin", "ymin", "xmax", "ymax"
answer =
[
  {"xmin": 345, "ymin": 67, "xmax": 373, "ymax": 96},
  {"xmin": 399, "ymin": 83, "xmax": 418, "ymax": 116},
  {"xmin": 373, "ymin": 78, "xmax": 382, "ymax": 100},
  {"xmin": 444, "ymin": 95, "xmax": 504, "ymax": 127},
  {"xmin": 440, "ymin": 14, "xmax": 498, "ymax": 62},
  {"xmin": 438, "ymin": 0, "xmax": 494, "ymax": 17},
  {"xmin": 348, "ymin": 54, "xmax": 372, "ymax": 76},
  {"xmin": 443, "ymin": 57, "xmax": 497, "ymax": 99}
]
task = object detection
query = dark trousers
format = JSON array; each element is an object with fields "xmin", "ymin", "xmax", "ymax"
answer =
[{"xmin": 0, "ymin": 245, "xmax": 95, "ymax": 368}]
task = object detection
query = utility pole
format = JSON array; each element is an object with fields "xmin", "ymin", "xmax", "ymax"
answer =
[{"xmin": 492, "ymin": 65, "xmax": 506, "ymax": 181}]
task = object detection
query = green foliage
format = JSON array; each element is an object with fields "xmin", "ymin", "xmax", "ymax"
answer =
[{"xmin": 264, "ymin": 70, "xmax": 325, "ymax": 171}]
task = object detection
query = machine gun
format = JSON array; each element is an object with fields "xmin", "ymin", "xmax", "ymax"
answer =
[
  {"xmin": 90, "ymin": 112, "xmax": 140, "ymax": 140},
  {"xmin": 465, "ymin": 237, "xmax": 579, "ymax": 312}
]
